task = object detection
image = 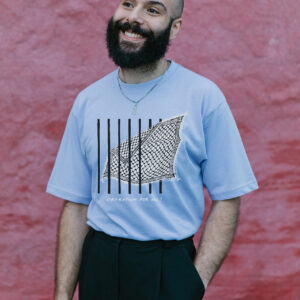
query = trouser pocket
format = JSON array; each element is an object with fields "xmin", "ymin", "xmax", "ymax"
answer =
[
  {"xmin": 78, "ymin": 228, "xmax": 92, "ymax": 282},
  {"xmin": 179, "ymin": 240, "xmax": 206, "ymax": 296}
]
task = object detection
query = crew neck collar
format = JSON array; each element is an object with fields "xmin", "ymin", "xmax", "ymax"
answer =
[{"xmin": 115, "ymin": 59, "xmax": 176, "ymax": 88}]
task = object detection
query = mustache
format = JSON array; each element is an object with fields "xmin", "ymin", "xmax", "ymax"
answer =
[{"xmin": 115, "ymin": 20, "xmax": 152, "ymax": 38}]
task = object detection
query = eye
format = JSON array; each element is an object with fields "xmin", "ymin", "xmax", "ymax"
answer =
[
  {"xmin": 148, "ymin": 7, "xmax": 159, "ymax": 14},
  {"xmin": 122, "ymin": 1, "xmax": 133, "ymax": 8}
]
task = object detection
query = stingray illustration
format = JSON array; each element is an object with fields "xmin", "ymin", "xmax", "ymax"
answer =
[{"xmin": 103, "ymin": 115, "xmax": 185, "ymax": 185}]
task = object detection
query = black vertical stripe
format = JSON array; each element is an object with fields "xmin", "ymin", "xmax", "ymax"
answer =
[
  {"xmin": 139, "ymin": 118, "xmax": 142, "ymax": 194},
  {"xmin": 128, "ymin": 119, "xmax": 131, "ymax": 194},
  {"xmin": 159, "ymin": 118, "xmax": 162, "ymax": 194},
  {"xmin": 107, "ymin": 119, "xmax": 111, "ymax": 194},
  {"xmin": 118, "ymin": 119, "xmax": 121, "ymax": 194},
  {"xmin": 97, "ymin": 119, "xmax": 100, "ymax": 194},
  {"xmin": 148, "ymin": 119, "xmax": 152, "ymax": 194}
]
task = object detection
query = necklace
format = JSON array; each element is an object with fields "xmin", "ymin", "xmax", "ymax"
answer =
[{"xmin": 117, "ymin": 60, "xmax": 171, "ymax": 116}]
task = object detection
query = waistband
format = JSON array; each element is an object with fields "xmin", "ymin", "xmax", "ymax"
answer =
[{"xmin": 89, "ymin": 227, "xmax": 194, "ymax": 248}]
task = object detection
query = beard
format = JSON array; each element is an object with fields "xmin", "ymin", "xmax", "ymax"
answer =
[{"xmin": 106, "ymin": 16, "xmax": 174, "ymax": 69}]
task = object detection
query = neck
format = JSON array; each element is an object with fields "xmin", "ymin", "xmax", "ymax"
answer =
[{"xmin": 118, "ymin": 58, "xmax": 169, "ymax": 84}]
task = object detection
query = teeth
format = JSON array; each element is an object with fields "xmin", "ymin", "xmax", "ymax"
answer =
[{"xmin": 124, "ymin": 31, "xmax": 143, "ymax": 39}]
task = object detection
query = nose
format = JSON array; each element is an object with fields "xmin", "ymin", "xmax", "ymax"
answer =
[{"xmin": 127, "ymin": 6, "xmax": 144, "ymax": 25}]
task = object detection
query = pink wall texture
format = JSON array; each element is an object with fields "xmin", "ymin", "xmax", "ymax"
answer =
[{"xmin": 0, "ymin": 1, "xmax": 299, "ymax": 299}]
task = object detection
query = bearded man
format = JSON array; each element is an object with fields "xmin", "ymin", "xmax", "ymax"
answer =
[{"xmin": 47, "ymin": 1, "xmax": 259, "ymax": 299}]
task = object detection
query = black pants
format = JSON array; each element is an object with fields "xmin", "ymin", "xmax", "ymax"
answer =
[{"xmin": 78, "ymin": 227, "xmax": 205, "ymax": 300}]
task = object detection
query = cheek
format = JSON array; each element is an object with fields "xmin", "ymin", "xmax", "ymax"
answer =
[
  {"xmin": 113, "ymin": 9, "xmax": 128, "ymax": 23},
  {"xmin": 147, "ymin": 18, "xmax": 170, "ymax": 32}
]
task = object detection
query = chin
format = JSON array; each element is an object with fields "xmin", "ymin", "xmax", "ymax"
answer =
[{"xmin": 119, "ymin": 42, "xmax": 144, "ymax": 53}]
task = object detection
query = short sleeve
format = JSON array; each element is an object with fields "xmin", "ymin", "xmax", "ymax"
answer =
[
  {"xmin": 201, "ymin": 99, "xmax": 259, "ymax": 201},
  {"xmin": 46, "ymin": 105, "xmax": 92, "ymax": 205}
]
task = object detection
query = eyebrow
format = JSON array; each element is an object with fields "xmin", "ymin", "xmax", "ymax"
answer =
[
  {"xmin": 147, "ymin": 1, "xmax": 167, "ymax": 13},
  {"xmin": 120, "ymin": 0, "xmax": 168, "ymax": 13}
]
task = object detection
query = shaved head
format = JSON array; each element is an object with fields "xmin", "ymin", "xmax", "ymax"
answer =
[{"xmin": 172, "ymin": 0, "xmax": 184, "ymax": 19}]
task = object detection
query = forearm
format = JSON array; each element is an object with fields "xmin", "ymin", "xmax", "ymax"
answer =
[
  {"xmin": 55, "ymin": 201, "xmax": 90, "ymax": 300},
  {"xmin": 194, "ymin": 197, "xmax": 240, "ymax": 289}
]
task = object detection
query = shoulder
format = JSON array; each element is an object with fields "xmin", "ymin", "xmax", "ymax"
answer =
[
  {"xmin": 175, "ymin": 62, "xmax": 226, "ymax": 102},
  {"xmin": 174, "ymin": 62, "xmax": 212, "ymax": 86},
  {"xmin": 70, "ymin": 69, "xmax": 116, "ymax": 115},
  {"xmin": 174, "ymin": 61, "xmax": 228, "ymax": 116}
]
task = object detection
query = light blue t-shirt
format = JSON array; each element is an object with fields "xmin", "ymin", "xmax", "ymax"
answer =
[{"xmin": 46, "ymin": 59, "xmax": 259, "ymax": 241}]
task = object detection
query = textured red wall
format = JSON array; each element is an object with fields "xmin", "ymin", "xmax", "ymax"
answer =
[{"xmin": 0, "ymin": 1, "xmax": 299, "ymax": 299}]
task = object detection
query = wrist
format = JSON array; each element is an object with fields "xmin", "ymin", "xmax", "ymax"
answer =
[
  {"xmin": 54, "ymin": 290, "xmax": 70, "ymax": 300},
  {"xmin": 55, "ymin": 296, "xmax": 69, "ymax": 300},
  {"xmin": 195, "ymin": 266, "xmax": 209, "ymax": 290},
  {"xmin": 55, "ymin": 295, "xmax": 69, "ymax": 300},
  {"xmin": 202, "ymin": 279, "xmax": 209, "ymax": 290}
]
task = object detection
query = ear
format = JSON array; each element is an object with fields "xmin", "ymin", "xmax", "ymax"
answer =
[{"xmin": 169, "ymin": 18, "xmax": 182, "ymax": 40}]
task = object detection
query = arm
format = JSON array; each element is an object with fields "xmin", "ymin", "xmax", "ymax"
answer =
[
  {"xmin": 55, "ymin": 200, "xmax": 90, "ymax": 300},
  {"xmin": 193, "ymin": 197, "xmax": 241, "ymax": 289}
]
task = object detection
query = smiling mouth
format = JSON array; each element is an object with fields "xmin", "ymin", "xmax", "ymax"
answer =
[{"xmin": 120, "ymin": 30, "xmax": 147, "ymax": 42}]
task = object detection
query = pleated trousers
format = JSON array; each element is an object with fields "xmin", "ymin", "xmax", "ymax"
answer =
[{"xmin": 78, "ymin": 227, "xmax": 205, "ymax": 300}]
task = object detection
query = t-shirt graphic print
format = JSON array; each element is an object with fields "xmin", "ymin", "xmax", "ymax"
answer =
[{"xmin": 101, "ymin": 115, "xmax": 184, "ymax": 195}]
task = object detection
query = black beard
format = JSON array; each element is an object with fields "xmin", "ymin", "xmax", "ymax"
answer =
[{"xmin": 106, "ymin": 17, "xmax": 174, "ymax": 69}]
